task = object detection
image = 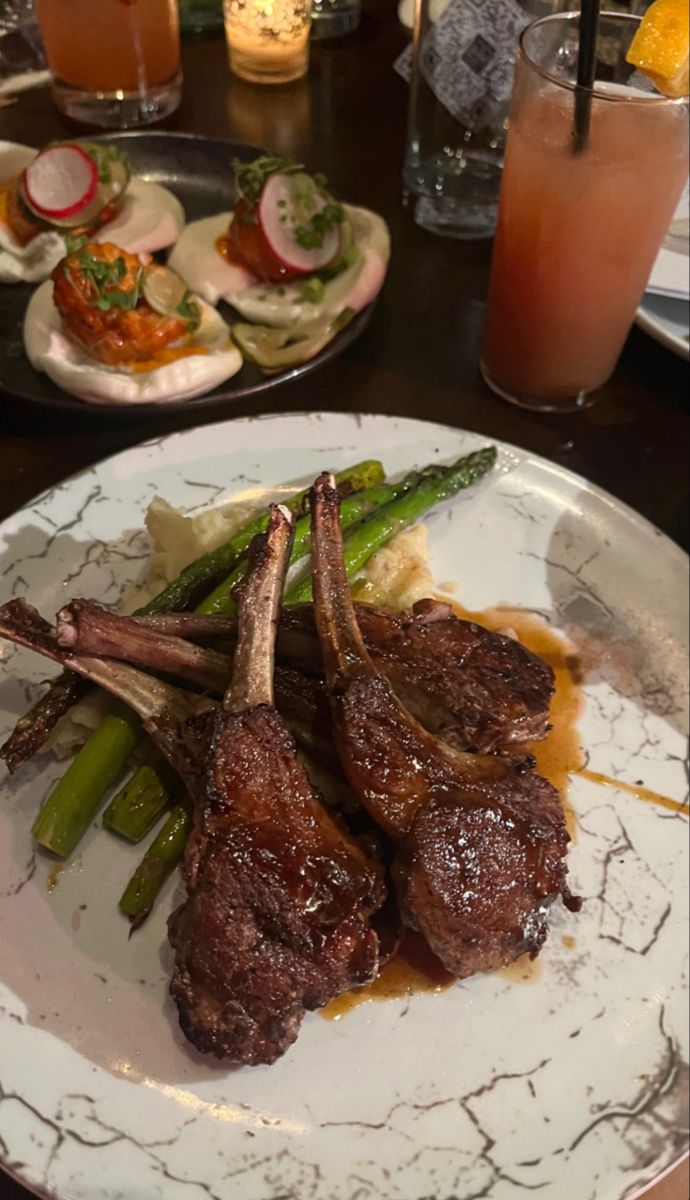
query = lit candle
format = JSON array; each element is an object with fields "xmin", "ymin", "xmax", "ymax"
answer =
[{"xmin": 223, "ymin": 0, "xmax": 312, "ymax": 84}]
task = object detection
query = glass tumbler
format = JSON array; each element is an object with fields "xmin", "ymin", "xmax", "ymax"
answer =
[
  {"xmin": 310, "ymin": 0, "xmax": 360, "ymax": 40},
  {"xmin": 34, "ymin": 0, "xmax": 182, "ymax": 127},
  {"xmin": 224, "ymin": 0, "xmax": 312, "ymax": 84},
  {"xmin": 180, "ymin": 0, "xmax": 224, "ymax": 34},
  {"xmin": 481, "ymin": 11, "xmax": 689, "ymax": 412}
]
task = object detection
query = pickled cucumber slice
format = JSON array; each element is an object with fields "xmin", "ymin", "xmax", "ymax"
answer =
[
  {"xmin": 232, "ymin": 309, "xmax": 354, "ymax": 370},
  {"xmin": 143, "ymin": 265, "xmax": 201, "ymax": 330}
]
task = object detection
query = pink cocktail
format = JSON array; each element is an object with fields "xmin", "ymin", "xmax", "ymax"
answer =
[{"xmin": 481, "ymin": 12, "xmax": 689, "ymax": 412}]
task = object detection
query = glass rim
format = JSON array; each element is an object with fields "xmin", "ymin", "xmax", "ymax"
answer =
[{"xmin": 519, "ymin": 10, "xmax": 690, "ymax": 106}]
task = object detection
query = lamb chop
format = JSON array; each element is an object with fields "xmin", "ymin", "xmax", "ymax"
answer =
[
  {"xmin": 309, "ymin": 474, "xmax": 580, "ymax": 980},
  {"xmin": 276, "ymin": 601, "xmax": 555, "ymax": 753},
  {"xmin": 167, "ymin": 506, "xmax": 386, "ymax": 1064}
]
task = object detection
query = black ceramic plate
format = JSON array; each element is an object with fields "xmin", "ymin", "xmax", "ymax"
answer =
[{"xmin": 0, "ymin": 131, "xmax": 374, "ymax": 419}]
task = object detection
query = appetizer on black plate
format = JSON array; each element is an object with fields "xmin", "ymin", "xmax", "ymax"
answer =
[
  {"xmin": 24, "ymin": 241, "xmax": 241, "ymax": 405},
  {"xmin": 169, "ymin": 156, "xmax": 390, "ymax": 369},
  {"xmin": 0, "ymin": 139, "xmax": 184, "ymax": 284}
]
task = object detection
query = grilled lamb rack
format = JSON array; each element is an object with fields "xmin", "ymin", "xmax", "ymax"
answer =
[
  {"xmin": 167, "ymin": 506, "xmax": 386, "ymax": 1065},
  {"xmin": 58, "ymin": 591, "xmax": 555, "ymax": 755},
  {"xmin": 309, "ymin": 474, "xmax": 580, "ymax": 980}
]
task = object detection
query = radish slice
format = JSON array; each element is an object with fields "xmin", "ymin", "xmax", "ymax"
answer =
[
  {"xmin": 258, "ymin": 173, "xmax": 341, "ymax": 275},
  {"xmin": 23, "ymin": 145, "xmax": 98, "ymax": 222}
]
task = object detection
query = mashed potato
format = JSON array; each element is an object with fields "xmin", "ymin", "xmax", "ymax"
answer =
[{"xmin": 352, "ymin": 525, "xmax": 433, "ymax": 612}]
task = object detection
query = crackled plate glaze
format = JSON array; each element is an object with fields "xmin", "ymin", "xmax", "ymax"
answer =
[{"xmin": 0, "ymin": 413, "xmax": 688, "ymax": 1200}]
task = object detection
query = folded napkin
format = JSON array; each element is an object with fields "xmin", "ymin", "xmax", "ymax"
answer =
[{"xmin": 646, "ymin": 185, "xmax": 690, "ymax": 301}]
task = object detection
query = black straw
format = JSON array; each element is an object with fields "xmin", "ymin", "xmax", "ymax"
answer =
[{"xmin": 572, "ymin": 0, "xmax": 601, "ymax": 154}]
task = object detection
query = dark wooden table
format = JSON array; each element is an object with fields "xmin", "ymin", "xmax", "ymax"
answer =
[{"xmin": 0, "ymin": 5, "xmax": 687, "ymax": 1199}]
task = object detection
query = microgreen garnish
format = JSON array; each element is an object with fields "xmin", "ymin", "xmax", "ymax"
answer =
[
  {"xmin": 176, "ymin": 289, "xmax": 201, "ymax": 330},
  {"xmin": 65, "ymin": 234, "xmax": 87, "ymax": 256},
  {"xmin": 5, "ymin": 339, "xmax": 25, "ymax": 359},
  {"xmin": 300, "ymin": 276, "xmax": 326, "ymax": 304},
  {"xmin": 75, "ymin": 249, "xmax": 141, "ymax": 312},
  {"xmin": 84, "ymin": 143, "xmax": 131, "ymax": 187},
  {"xmin": 233, "ymin": 154, "xmax": 345, "ymax": 257},
  {"xmin": 294, "ymin": 242, "xmax": 360, "ymax": 297},
  {"xmin": 234, "ymin": 155, "xmax": 303, "ymax": 207},
  {"xmin": 294, "ymin": 202, "xmax": 345, "ymax": 250}
]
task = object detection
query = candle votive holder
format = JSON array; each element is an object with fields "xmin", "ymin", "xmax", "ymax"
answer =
[{"xmin": 223, "ymin": 0, "xmax": 311, "ymax": 84}]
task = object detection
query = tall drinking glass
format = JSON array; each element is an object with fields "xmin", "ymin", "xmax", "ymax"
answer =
[
  {"xmin": 34, "ymin": 0, "xmax": 182, "ymax": 128},
  {"xmin": 481, "ymin": 12, "xmax": 689, "ymax": 412}
]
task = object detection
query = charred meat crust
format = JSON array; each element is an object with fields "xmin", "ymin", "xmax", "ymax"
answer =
[
  {"xmin": 53, "ymin": 599, "xmax": 554, "ymax": 766},
  {"xmin": 275, "ymin": 601, "xmax": 555, "ymax": 752},
  {"xmin": 168, "ymin": 705, "xmax": 384, "ymax": 1064}
]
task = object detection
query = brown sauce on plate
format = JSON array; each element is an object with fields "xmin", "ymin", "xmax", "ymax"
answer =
[
  {"xmin": 576, "ymin": 768, "xmax": 686, "ymax": 814},
  {"xmin": 47, "ymin": 862, "xmax": 67, "ymax": 892},
  {"xmin": 322, "ymin": 931, "xmax": 454, "ymax": 1020},
  {"xmin": 449, "ymin": 602, "xmax": 586, "ymax": 833}
]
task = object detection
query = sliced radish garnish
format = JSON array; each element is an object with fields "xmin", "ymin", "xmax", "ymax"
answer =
[
  {"xmin": 23, "ymin": 145, "xmax": 98, "ymax": 222},
  {"xmin": 258, "ymin": 173, "xmax": 341, "ymax": 275}
]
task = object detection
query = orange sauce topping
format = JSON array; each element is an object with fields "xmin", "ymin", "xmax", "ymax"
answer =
[
  {"xmin": 129, "ymin": 345, "xmax": 210, "ymax": 374},
  {"xmin": 0, "ymin": 180, "xmax": 10, "ymax": 226},
  {"xmin": 215, "ymin": 233, "xmax": 238, "ymax": 266}
]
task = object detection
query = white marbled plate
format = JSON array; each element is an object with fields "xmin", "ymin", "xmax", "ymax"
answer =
[{"xmin": 0, "ymin": 412, "xmax": 688, "ymax": 1200}]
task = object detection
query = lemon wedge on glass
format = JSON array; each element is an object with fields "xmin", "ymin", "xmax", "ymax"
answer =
[{"xmin": 626, "ymin": 0, "xmax": 689, "ymax": 98}]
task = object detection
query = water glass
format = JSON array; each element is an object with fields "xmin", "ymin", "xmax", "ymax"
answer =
[
  {"xmin": 0, "ymin": 0, "xmax": 45, "ymax": 78},
  {"xmin": 34, "ymin": 0, "xmax": 181, "ymax": 127},
  {"xmin": 481, "ymin": 12, "xmax": 689, "ymax": 412},
  {"xmin": 224, "ymin": 0, "xmax": 312, "ymax": 84},
  {"xmin": 400, "ymin": 0, "xmax": 566, "ymax": 238},
  {"xmin": 310, "ymin": 0, "xmax": 361, "ymax": 40},
  {"xmin": 179, "ymin": 0, "xmax": 224, "ymax": 34}
]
